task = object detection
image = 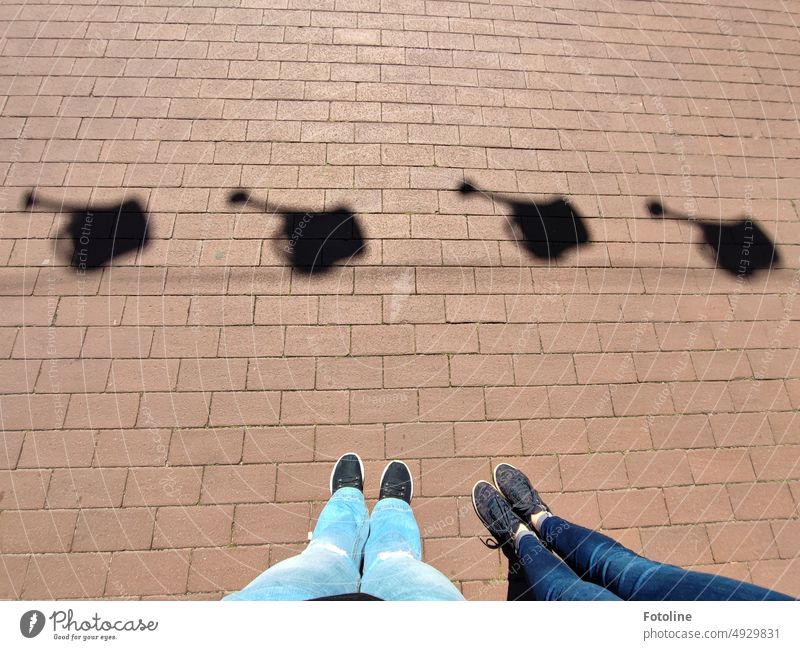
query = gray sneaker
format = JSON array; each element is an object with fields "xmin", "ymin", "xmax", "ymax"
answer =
[
  {"xmin": 493, "ymin": 463, "xmax": 551, "ymax": 521},
  {"xmin": 472, "ymin": 480, "xmax": 527, "ymax": 548}
]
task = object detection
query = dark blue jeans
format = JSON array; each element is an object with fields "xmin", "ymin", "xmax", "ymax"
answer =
[{"xmin": 516, "ymin": 516, "xmax": 793, "ymax": 601}]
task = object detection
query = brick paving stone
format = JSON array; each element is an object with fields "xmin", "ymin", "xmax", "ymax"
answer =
[
  {"xmin": 46, "ymin": 468, "xmax": 127, "ymax": 509},
  {"xmin": 0, "ymin": 431, "xmax": 25, "ymax": 470},
  {"xmin": 625, "ymin": 449, "xmax": 693, "ymax": 488},
  {"xmin": 420, "ymin": 457, "xmax": 491, "ymax": 497},
  {"xmin": 201, "ymin": 465, "xmax": 276, "ymax": 505},
  {"xmin": 455, "ymin": 421, "xmax": 522, "ymax": 457},
  {"xmin": 709, "ymin": 412, "xmax": 774, "ymax": 447},
  {"xmin": 242, "ymin": 426, "xmax": 315, "ymax": 463},
  {"xmin": 22, "ymin": 553, "xmax": 111, "ymax": 599},
  {"xmin": 707, "ymin": 521, "xmax": 780, "ymax": 563},
  {"xmin": 640, "ymin": 525, "xmax": 715, "ymax": 566},
  {"xmin": 2, "ymin": 0, "xmax": 800, "ymax": 600},
  {"xmin": 188, "ymin": 546, "xmax": 270, "ymax": 593},
  {"xmin": 316, "ymin": 424, "xmax": 385, "ymax": 460},
  {"xmin": 72, "ymin": 508, "xmax": 156, "ymax": 552},
  {"xmin": 664, "ymin": 485, "xmax": 735, "ymax": 525},
  {"xmin": 687, "ymin": 448, "xmax": 757, "ymax": 485},
  {"xmin": 153, "ymin": 506, "xmax": 234, "ymax": 550},
  {"xmin": 727, "ymin": 483, "xmax": 798, "ymax": 521},
  {"xmin": 560, "ymin": 453, "xmax": 628, "ymax": 492},
  {"xmin": 1, "ymin": 510, "xmax": 79, "ymax": 553},
  {"xmin": 232, "ymin": 502, "xmax": 311, "ymax": 546},
  {"xmin": 275, "ymin": 462, "xmax": 331, "ymax": 502},
  {"xmin": 749, "ymin": 558, "xmax": 800, "ymax": 596},
  {"xmin": 105, "ymin": 550, "xmax": 190, "ymax": 597},
  {"xmin": 648, "ymin": 414, "xmax": 715, "ymax": 450},
  {"xmin": 17, "ymin": 431, "xmax": 95, "ymax": 468},
  {"xmin": 93, "ymin": 430, "xmax": 170, "ymax": 467},
  {"xmin": 383, "ymin": 354, "xmax": 450, "ymax": 388},
  {"xmin": 0, "ymin": 554, "xmax": 29, "ymax": 599},
  {"xmin": 123, "ymin": 467, "xmax": 203, "ymax": 507},
  {"xmin": 169, "ymin": 428, "xmax": 245, "ymax": 465},
  {"xmin": 0, "ymin": 469, "xmax": 49, "ymax": 509},
  {"xmin": 771, "ymin": 520, "xmax": 800, "ymax": 559},
  {"xmin": 586, "ymin": 416, "xmax": 650, "ymax": 452},
  {"xmin": 209, "ymin": 391, "xmax": 281, "ymax": 426},
  {"xmin": 598, "ymin": 488, "xmax": 670, "ymax": 529}
]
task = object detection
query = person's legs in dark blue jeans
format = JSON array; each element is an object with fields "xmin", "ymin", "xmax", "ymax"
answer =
[
  {"xmin": 514, "ymin": 529, "xmax": 620, "ymax": 601},
  {"xmin": 493, "ymin": 462, "xmax": 794, "ymax": 601},
  {"xmin": 473, "ymin": 480, "xmax": 619, "ymax": 601},
  {"xmin": 538, "ymin": 515, "xmax": 793, "ymax": 601}
]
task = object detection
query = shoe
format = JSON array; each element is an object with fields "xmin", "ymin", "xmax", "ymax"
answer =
[
  {"xmin": 472, "ymin": 480, "xmax": 527, "ymax": 548},
  {"xmin": 493, "ymin": 463, "xmax": 551, "ymax": 521},
  {"xmin": 329, "ymin": 452, "xmax": 364, "ymax": 494},
  {"xmin": 378, "ymin": 460, "xmax": 413, "ymax": 504}
]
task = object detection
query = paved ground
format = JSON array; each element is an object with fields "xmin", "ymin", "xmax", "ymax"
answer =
[{"xmin": 1, "ymin": 0, "xmax": 799, "ymax": 600}]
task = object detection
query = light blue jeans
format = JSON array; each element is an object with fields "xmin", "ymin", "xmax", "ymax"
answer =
[{"xmin": 224, "ymin": 488, "xmax": 464, "ymax": 601}]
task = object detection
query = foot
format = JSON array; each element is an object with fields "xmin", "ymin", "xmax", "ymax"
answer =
[
  {"xmin": 472, "ymin": 481, "xmax": 528, "ymax": 548},
  {"xmin": 493, "ymin": 463, "xmax": 551, "ymax": 523},
  {"xmin": 329, "ymin": 452, "xmax": 364, "ymax": 494},
  {"xmin": 378, "ymin": 460, "xmax": 413, "ymax": 504}
]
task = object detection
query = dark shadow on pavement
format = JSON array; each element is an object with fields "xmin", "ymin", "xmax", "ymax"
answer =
[
  {"xmin": 646, "ymin": 200, "xmax": 780, "ymax": 277},
  {"xmin": 229, "ymin": 189, "xmax": 366, "ymax": 274},
  {"xmin": 459, "ymin": 180, "xmax": 590, "ymax": 261},
  {"xmin": 23, "ymin": 190, "xmax": 150, "ymax": 271}
]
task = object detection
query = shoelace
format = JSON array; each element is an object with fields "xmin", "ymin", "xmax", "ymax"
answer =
[
  {"xmin": 336, "ymin": 476, "xmax": 359, "ymax": 489},
  {"xmin": 497, "ymin": 470, "xmax": 549, "ymax": 511},
  {"xmin": 479, "ymin": 501, "xmax": 519, "ymax": 549},
  {"xmin": 385, "ymin": 481, "xmax": 407, "ymax": 497}
]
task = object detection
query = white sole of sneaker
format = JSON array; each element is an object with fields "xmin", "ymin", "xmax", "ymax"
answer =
[
  {"xmin": 471, "ymin": 480, "xmax": 497, "ymax": 528},
  {"xmin": 492, "ymin": 462, "xmax": 517, "ymax": 491}
]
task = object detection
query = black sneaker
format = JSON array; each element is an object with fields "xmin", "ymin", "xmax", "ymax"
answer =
[
  {"xmin": 378, "ymin": 460, "xmax": 413, "ymax": 504},
  {"xmin": 472, "ymin": 480, "xmax": 527, "ymax": 548},
  {"xmin": 493, "ymin": 463, "xmax": 550, "ymax": 521},
  {"xmin": 329, "ymin": 452, "xmax": 364, "ymax": 494}
]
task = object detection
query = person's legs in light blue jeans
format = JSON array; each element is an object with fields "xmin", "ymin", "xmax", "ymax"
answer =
[
  {"xmin": 515, "ymin": 530, "xmax": 620, "ymax": 601},
  {"xmin": 539, "ymin": 515, "xmax": 794, "ymax": 601},
  {"xmin": 359, "ymin": 497, "xmax": 464, "ymax": 601},
  {"xmin": 224, "ymin": 487, "xmax": 368, "ymax": 601}
]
